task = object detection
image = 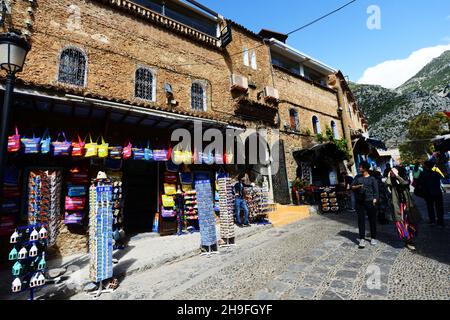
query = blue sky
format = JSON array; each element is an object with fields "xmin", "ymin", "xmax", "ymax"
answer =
[{"xmin": 199, "ymin": 0, "xmax": 450, "ymax": 88}]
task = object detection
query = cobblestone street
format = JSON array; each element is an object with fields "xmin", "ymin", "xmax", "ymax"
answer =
[{"xmin": 70, "ymin": 196, "xmax": 450, "ymax": 301}]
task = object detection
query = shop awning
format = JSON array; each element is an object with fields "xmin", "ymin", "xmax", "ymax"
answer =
[
  {"xmin": 293, "ymin": 142, "xmax": 348, "ymax": 164},
  {"xmin": 1, "ymin": 81, "xmax": 246, "ymax": 131}
]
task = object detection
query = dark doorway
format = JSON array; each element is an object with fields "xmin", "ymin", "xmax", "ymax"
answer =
[{"xmin": 122, "ymin": 161, "xmax": 158, "ymax": 234}]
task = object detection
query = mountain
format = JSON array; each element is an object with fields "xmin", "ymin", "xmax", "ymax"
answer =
[{"xmin": 350, "ymin": 50, "xmax": 450, "ymax": 147}]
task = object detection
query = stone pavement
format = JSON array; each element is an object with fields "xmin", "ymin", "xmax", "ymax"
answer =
[
  {"xmin": 67, "ymin": 195, "xmax": 449, "ymax": 300},
  {"xmin": 0, "ymin": 223, "xmax": 272, "ymax": 300}
]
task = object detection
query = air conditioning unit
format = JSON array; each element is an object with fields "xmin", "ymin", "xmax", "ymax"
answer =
[
  {"xmin": 264, "ymin": 86, "xmax": 279, "ymax": 102},
  {"xmin": 231, "ymin": 74, "xmax": 248, "ymax": 92}
]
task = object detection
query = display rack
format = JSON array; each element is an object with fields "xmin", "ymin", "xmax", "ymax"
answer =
[
  {"xmin": 217, "ymin": 177, "xmax": 235, "ymax": 247},
  {"xmin": 319, "ymin": 186, "xmax": 339, "ymax": 214},
  {"xmin": 195, "ymin": 180, "xmax": 218, "ymax": 256},
  {"xmin": 245, "ymin": 186, "xmax": 271, "ymax": 223}
]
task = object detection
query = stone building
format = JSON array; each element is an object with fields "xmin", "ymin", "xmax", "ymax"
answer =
[{"xmin": 0, "ymin": 0, "xmax": 367, "ymax": 256}]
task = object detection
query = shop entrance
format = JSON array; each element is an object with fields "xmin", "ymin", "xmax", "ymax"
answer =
[{"xmin": 122, "ymin": 161, "xmax": 158, "ymax": 234}]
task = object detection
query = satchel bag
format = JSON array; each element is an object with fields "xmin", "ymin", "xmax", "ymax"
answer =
[
  {"xmin": 21, "ymin": 133, "xmax": 41, "ymax": 154},
  {"xmin": 52, "ymin": 132, "xmax": 72, "ymax": 156},
  {"xmin": 65, "ymin": 196, "xmax": 86, "ymax": 211},
  {"xmin": 7, "ymin": 126, "xmax": 20, "ymax": 153},
  {"xmin": 161, "ymin": 195, "xmax": 175, "ymax": 207},
  {"xmin": 71, "ymin": 134, "xmax": 86, "ymax": 157},
  {"xmin": 40, "ymin": 129, "xmax": 52, "ymax": 154},
  {"xmin": 123, "ymin": 141, "xmax": 133, "ymax": 159},
  {"xmin": 161, "ymin": 208, "xmax": 177, "ymax": 219},
  {"xmin": 97, "ymin": 136, "xmax": 109, "ymax": 158},
  {"xmin": 64, "ymin": 212, "xmax": 84, "ymax": 226},
  {"xmin": 84, "ymin": 134, "xmax": 98, "ymax": 158},
  {"xmin": 153, "ymin": 149, "xmax": 169, "ymax": 162}
]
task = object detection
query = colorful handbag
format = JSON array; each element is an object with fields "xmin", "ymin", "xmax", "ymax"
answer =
[
  {"xmin": 21, "ymin": 133, "xmax": 41, "ymax": 154},
  {"xmin": 84, "ymin": 134, "xmax": 98, "ymax": 158},
  {"xmin": 40, "ymin": 129, "xmax": 51, "ymax": 154},
  {"xmin": 161, "ymin": 195, "xmax": 175, "ymax": 207},
  {"xmin": 153, "ymin": 149, "xmax": 169, "ymax": 162},
  {"xmin": 123, "ymin": 141, "xmax": 133, "ymax": 159},
  {"xmin": 161, "ymin": 208, "xmax": 177, "ymax": 219},
  {"xmin": 67, "ymin": 185, "xmax": 86, "ymax": 197},
  {"xmin": 109, "ymin": 146, "xmax": 123, "ymax": 160},
  {"xmin": 7, "ymin": 126, "xmax": 20, "ymax": 153},
  {"xmin": 164, "ymin": 184, "xmax": 177, "ymax": 196},
  {"xmin": 52, "ymin": 132, "xmax": 72, "ymax": 156},
  {"xmin": 65, "ymin": 197, "xmax": 86, "ymax": 211},
  {"xmin": 97, "ymin": 136, "xmax": 109, "ymax": 158},
  {"xmin": 133, "ymin": 146, "xmax": 145, "ymax": 160},
  {"xmin": 71, "ymin": 134, "xmax": 85, "ymax": 157},
  {"xmin": 64, "ymin": 212, "xmax": 84, "ymax": 226},
  {"xmin": 164, "ymin": 172, "xmax": 178, "ymax": 184}
]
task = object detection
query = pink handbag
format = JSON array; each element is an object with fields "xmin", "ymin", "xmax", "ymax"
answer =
[{"xmin": 65, "ymin": 197, "xmax": 86, "ymax": 211}]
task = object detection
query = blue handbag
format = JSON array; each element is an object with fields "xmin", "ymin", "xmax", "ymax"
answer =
[
  {"xmin": 21, "ymin": 133, "xmax": 41, "ymax": 154},
  {"xmin": 67, "ymin": 185, "xmax": 87, "ymax": 197},
  {"xmin": 133, "ymin": 146, "xmax": 145, "ymax": 160},
  {"xmin": 144, "ymin": 141, "xmax": 153, "ymax": 161},
  {"xmin": 40, "ymin": 129, "xmax": 51, "ymax": 154}
]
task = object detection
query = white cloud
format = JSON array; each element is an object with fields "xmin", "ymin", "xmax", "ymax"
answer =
[{"xmin": 357, "ymin": 43, "xmax": 450, "ymax": 89}]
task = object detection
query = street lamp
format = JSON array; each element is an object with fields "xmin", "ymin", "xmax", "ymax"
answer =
[{"xmin": 0, "ymin": 31, "xmax": 31, "ymax": 211}]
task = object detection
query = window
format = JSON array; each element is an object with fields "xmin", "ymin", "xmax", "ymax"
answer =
[
  {"xmin": 243, "ymin": 47, "xmax": 249, "ymax": 67},
  {"xmin": 250, "ymin": 50, "xmax": 257, "ymax": 70},
  {"xmin": 191, "ymin": 82, "xmax": 206, "ymax": 111},
  {"xmin": 271, "ymin": 51, "xmax": 301, "ymax": 75},
  {"xmin": 58, "ymin": 47, "xmax": 87, "ymax": 87},
  {"xmin": 312, "ymin": 116, "xmax": 321, "ymax": 134},
  {"xmin": 331, "ymin": 121, "xmax": 339, "ymax": 139},
  {"xmin": 289, "ymin": 109, "xmax": 299, "ymax": 131},
  {"xmin": 135, "ymin": 68, "xmax": 155, "ymax": 101}
]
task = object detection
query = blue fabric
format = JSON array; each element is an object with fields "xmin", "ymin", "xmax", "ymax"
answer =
[{"xmin": 235, "ymin": 198, "xmax": 249, "ymax": 225}]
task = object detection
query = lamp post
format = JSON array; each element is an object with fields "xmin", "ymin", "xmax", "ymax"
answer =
[{"xmin": 0, "ymin": 31, "xmax": 31, "ymax": 212}]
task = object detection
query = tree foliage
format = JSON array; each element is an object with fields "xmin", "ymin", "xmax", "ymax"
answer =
[{"xmin": 399, "ymin": 112, "xmax": 447, "ymax": 164}]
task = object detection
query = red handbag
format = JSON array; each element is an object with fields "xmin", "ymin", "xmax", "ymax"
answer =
[
  {"xmin": 164, "ymin": 172, "xmax": 178, "ymax": 184},
  {"xmin": 65, "ymin": 197, "xmax": 86, "ymax": 211},
  {"xmin": 71, "ymin": 134, "xmax": 86, "ymax": 157},
  {"xmin": 7, "ymin": 126, "xmax": 20, "ymax": 153},
  {"xmin": 123, "ymin": 141, "xmax": 133, "ymax": 159}
]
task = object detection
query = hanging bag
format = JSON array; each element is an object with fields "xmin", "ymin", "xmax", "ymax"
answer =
[
  {"xmin": 52, "ymin": 132, "xmax": 72, "ymax": 156},
  {"xmin": 21, "ymin": 132, "xmax": 41, "ymax": 154},
  {"xmin": 65, "ymin": 196, "xmax": 86, "ymax": 211},
  {"xmin": 164, "ymin": 172, "xmax": 178, "ymax": 184},
  {"xmin": 67, "ymin": 185, "xmax": 87, "ymax": 197},
  {"xmin": 164, "ymin": 184, "xmax": 177, "ymax": 196},
  {"xmin": 123, "ymin": 141, "xmax": 133, "ymax": 159},
  {"xmin": 144, "ymin": 141, "xmax": 153, "ymax": 161},
  {"xmin": 40, "ymin": 129, "xmax": 51, "ymax": 154},
  {"xmin": 153, "ymin": 148, "xmax": 169, "ymax": 162},
  {"xmin": 161, "ymin": 208, "xmax": 177, "ymax": 219},
  {"xmin": 97, "ymin": 136, "xmax": 109, "ymax": 158},
  {"xmin": 7, "ymin": 126, "xmax": 20, "ymax": 153},
  {"xmin": 133, "ymin": 145, "xmax": 145, "ymax": 160},
  {"xmin": 71, "ymin": 134, "xmax": 86, "ymax": 157},
  {"xmin": 161, "ymin": 195, "xmax": 175, "ymax": 207},
  {"xmin": 84, "ymin": 134, "xmax": 98, "ymax": 158},
  {"xmin": 64, "ymin": 212, "xmax": 84, "ymax": 226},
  {"xmin": 109, "ymin": 145, "xmax": 123, "ymax": 160},
  {"xmin": 180, "ymin": 172, "xmax": 193, "ymax": 185}
]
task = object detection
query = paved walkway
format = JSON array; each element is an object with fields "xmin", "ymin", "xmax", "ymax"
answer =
[
  {"xmin": 66, "ymin": 195, "xmax": 449, "ymax": 300},
  {"xmin": 0, "ymin": 223, "xmax": 272, "ymax": 300}
]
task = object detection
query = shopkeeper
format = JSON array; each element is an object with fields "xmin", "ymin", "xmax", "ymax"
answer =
[{"xmin": 233, "ymin": 174, "xmax": 252, "ymax": 228}]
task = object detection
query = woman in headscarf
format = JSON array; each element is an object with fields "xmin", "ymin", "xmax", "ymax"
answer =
[{"xmin": 386, "ymin": 166, "xmax": 422, "ymax": 250}]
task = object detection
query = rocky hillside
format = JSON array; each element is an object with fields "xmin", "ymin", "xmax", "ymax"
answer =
[{"xmin": 351, "ymin": 50, "xmax": 450, "ymax": 147}]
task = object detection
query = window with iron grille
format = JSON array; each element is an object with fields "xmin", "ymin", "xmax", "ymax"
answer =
[
  {"xmin": 135, "ymin": 68, "xmax": 155, "ymax": 101},
  {"xmin": 191, "ymin": 82, "xmax": 206, "ymax": 111},
  {"xmin": 58, "ymin": 48, "xmax": 87, "ymax": 87}
]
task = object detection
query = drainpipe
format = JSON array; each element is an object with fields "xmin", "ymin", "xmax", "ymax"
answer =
[{"xmin": 328, "ymin": 74, "xmax": 355, "ymax": 171}]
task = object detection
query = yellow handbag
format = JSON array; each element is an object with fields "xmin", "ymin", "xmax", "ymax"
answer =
[
  {"xmin": 97, "ymin": 136, "xmax": 109, "ymax": 158},
  {"xmin": 161, "ymin": 195, "xmax": 175, "ymax": 207},
  {"xmin": 84, "ymin": 134, "xmax": 98, "ymax": 158},
  {"xmin": 164, "ymin": 184, "xmax": 177, "ymax": 196},
  {"xmin": 172, "ymin": 146, "xmax": 184, "ymax": 165}
]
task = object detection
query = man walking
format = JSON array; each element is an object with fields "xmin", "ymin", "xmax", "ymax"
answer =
[
  {"xmin": 233, "ymin": 174, "xmax": 251, "ymax": 227},
  {"xmin": 418, "ymin": 161, "xmax": 445, "ymax": 227},
  {"xmin": 352, "ymin": 162, "xmax": 380, "ymax": 249}
]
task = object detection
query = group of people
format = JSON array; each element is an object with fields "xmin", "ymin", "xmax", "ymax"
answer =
[{"xmin": 344, "ymin": 160, "xmax": 446, "ymax": 251}]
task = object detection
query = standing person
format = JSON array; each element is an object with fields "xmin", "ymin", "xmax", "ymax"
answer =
[
  {"xmin": 233, "ymin": 174, "xmax": 251, "ymax": 227},
  {"xmin": 412, "ymin": 162, "xmax": 423, "ymax": 188},
  {"xmin": 373, "ymin": 170, "xmax": 390, "ymax": 225},
  {"xmin": 341, "ymin": 171, "xmax": 355, "ymax": 212},
  {"xmin": 386, "ymin": 167, "xmax": 421, "ymax": 250},
  {"xmin": 418, "ymin": 161, "xmax": 445, "ymax": 227},
  {"xmin": 352, "ymin": 162, "xmax": 380, "ymax": 249}
]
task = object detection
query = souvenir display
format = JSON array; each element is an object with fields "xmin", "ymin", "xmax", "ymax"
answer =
[
  {"xmin": 27, "ymin": 169, "xmax": 62, "ymax": 246},
  {"xmin": 244, "ymin": 185, "xmax": 271, "ymax": 223},
  {"xmin": 108, "ymin": 171, "xmax": 124, "ymax": 249},
  {"xmin": 89, "ymin": 175, "xmax": 113, "ymax": 283},
  {"xmin": 217, "ymin": 177, "xmax": 235, "ymax": 244},
  {"xmin": 319, "ymin": 186, "xmax": 340, "ymax": 214},
  {"xmin": 64, "ymin": 167, "xmax": 88, "ymax": 227},
  {"xmin": 195, "ymin": 180, "xmax": 217, "ymax": 249},
  {"xmin": 8, "ymin": 223, "xmax": 48, "ymax": 298}
]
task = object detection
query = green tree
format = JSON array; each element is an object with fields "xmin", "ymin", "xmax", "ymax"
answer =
[{"xmin": 399, "ymin": 113, "xmax": 446, "ymax": 164}]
